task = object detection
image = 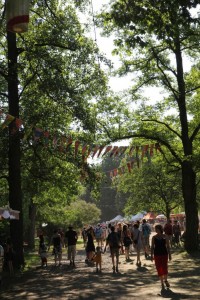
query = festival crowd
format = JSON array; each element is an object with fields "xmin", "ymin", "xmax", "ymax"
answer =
[{"xmin": 35, "ymin": 218, "xmax": 185, "ymax": 290}]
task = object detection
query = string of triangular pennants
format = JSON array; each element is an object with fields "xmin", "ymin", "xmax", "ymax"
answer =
[{"xmin": 0, "ymin": 111, "xmax": 161, "ymax": 162}]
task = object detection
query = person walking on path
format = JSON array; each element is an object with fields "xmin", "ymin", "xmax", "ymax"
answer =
[
  {"xmin": 172, "ymin": 220, "xmax": 181, "ymax": 247},
  {"xmin": 132, "ymin": 223, "xmax": 143, "ymax": 267},
  {"xmin": 38, "ymin": 234, "xmax": 47, "ymax": 267},
  {"xmin": 65, "ymin": 225, "xmax": 78, "ymax": 267},
  {"xmin": 93, "ymin": 246, "xmax": 103, "ymax": 272},
  {"xmin": 151, "ymin": 224, "xmax": 172, "ymax": 290},
  {"xmin": 164, "ymin": 219, "xmax": 173, "ymax": 248},
  {"xmin": 141, "ymin": 219, "xmax": 151, "ymax": 258},
  {"xmin": 86, "ymin": 227, "xmax": 95, "ymax": 263},
  {"xmin": 122, "ymin": 224, "xmax": 132, "ymax": 262},
  {"xmin": 105, "ymin": 225, "xmax": 120, "ymax": 273},
  {"xmin": 49, "ymin": 229, "xmax": 62, "ymax": 266},
  {"xmin": 117, "ymin": 223, "xmax": 124, "ymax": 255},
  {"xmin": 94, "ymin": 224, "xmax": 103, "ymax": 247}
]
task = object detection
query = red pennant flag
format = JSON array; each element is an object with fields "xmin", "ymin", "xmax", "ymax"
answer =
[
  {"xmin": 15, "ymin": 118, "xmax": 23, "ymax": 129},
  {"xmin": 102, "ymin": 145, "xmax": 112, "ymax": 157},
  {"xmin": 127, "ymin": 162, "xmax": 131, "ymax": 173},
  {"xmin": 119, "ymin": 146, "xmax": 128, "ymax": 156},
  {"xmin": 110, "ymin": 146, "xmax": 118, "ymax": 157},
  {"xmin": 141, "ymin": 144, "xmax": 149, "ymax": 159},
  {"xmin": 74, "ymin": 141, "xmax": 80, "ymax": 157},
  {"xmin": 150, "ymin": 144, "xmax": 154, "ymax": 156},
  {"xmin": 92, "ymin": 145, "xmax": 100, "ymax": 158},
  {"xmin": 82, "ymin": 144, "xmax": 88, "ymax": 155},
  {"xmin": 66, "ymin": 137, "xmax": 73, "ymax": 151},
  {"xmin": 129, "ymin": 145, "xmax": 135, "ymax": 156},
  {"xmin": 97, "ymin": 145, "xmax": 105, "ymax": 158},
  {"xmin": 10, "ymin": 118, "xmax": 23, "ymax": 135}
]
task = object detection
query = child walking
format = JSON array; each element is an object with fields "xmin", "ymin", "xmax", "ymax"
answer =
[
  {"xmin": 92, "ymin": 246, "xmax": 103, "ymax": 272},
  {"xmin": 39, "ymin": 235, "xmax": 47, "ymax": 267}
]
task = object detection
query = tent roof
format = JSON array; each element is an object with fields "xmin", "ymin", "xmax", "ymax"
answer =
[
  {"xmin": 109, "ymin": 214, "xmax": 124, "ymax": 222},
  {"xmin": 130, "ymin": 212, "xmax": 144, "ymax": 221}
]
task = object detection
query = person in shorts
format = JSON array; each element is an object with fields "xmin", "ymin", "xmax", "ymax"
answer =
[
  {"xmin": 105, "ymin": 225, "xmax": 120, "ymax": 273},
  {"xmin": 95, "ymin": 224, "xmax": 103, "ymax": 247},
  {"xmin": 65, "ymin": 225, "xmax": 78, "ymax": 267},
  {"xmin": 49, "ymin": 229, "xmax": 62, "ymax": 266}
]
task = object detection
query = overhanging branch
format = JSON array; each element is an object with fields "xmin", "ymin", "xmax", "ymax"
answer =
[{"xmin": 142, "ymin": 119, "xmax": 182, "ymax": 139}]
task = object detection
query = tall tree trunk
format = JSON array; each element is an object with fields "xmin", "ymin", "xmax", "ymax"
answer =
[
  {"xmin": 175, "ymin": 41, "xmax": 199, "ymax": 252},
  {"xmin": 7, "ymin": 31, "xmax": 24, "ymax": 266},
  {"xmin": 182, "ymin": 161, "xmax": 199, "ymax": 252},
  {"xmin": 28, "ymin": 202, "xmax": 37, "ymax": 249}
]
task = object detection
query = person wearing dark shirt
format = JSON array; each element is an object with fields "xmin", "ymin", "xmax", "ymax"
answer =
[
  {"xmin": 49, "ymin": 229, "xmax": 62, "ymax": 266},
  {"xmin": 151, "ymin": 224, "xmax": 171, "ymax": 290},
  {"xmin": 65, "ymin": 226, "xmax": 78, "ymax": 267}
]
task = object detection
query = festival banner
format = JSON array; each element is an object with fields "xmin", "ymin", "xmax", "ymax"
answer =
[
  {"xmin": 97, "ymin": 145, "xmax": 105, "ymax": 158},
  {"xmin": 1, "ymin": 114, "xmax": 15, "ymax": 129},
  {"xmin": 74, "ymin": 140, "xmax": 80, "ymax": 157},
  {"xmin": 102, "ymin": 145, "xmax": 112, "ymax": 157},
  {"xmin": 110, "ymin": 146, "xmax": 118, "ymax": 157},
  {"xmin": 92, "ymin": 145, "xmax": 100, "ymax": 158}
]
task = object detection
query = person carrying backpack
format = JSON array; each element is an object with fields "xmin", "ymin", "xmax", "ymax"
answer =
[
  {"xmin": 95, "ymin": 224, "xmax": 103, "ymax": 247},
  {"xmin": 105, "ymin": 225, "xmax": 120, "ymax": 273},
  {"xmin": 142, "ymin": 219, "xmax": 151, "ymax": 259}
]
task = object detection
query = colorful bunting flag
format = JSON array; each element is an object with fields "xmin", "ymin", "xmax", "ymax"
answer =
[
  {"xmin": 102, "ymin": 145, "xmax": 112, "ymax": 157},
  {"xmin": 2, "ymin": 114, "xmax": 15, "ymax": 129},
  {"xmin": 110, "ymin": 146, "xmax": 118, "ymax": 157}
]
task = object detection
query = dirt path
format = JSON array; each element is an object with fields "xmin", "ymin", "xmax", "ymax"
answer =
[{"xmin": 0, "ymin": 246, "xmax": 200, "ymax": 300}]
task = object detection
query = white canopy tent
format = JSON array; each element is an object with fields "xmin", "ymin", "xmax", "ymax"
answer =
[
  {"xmin": 130, "ymin": 212, "xmax": 145, "ymax": 222},
  {"xmin": 109, "ymin": 214, "xmax": 124, "ymax": 223}
]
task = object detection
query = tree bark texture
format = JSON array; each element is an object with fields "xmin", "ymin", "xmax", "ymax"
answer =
[
  {"xmin": 175, "ymin": 42, "xmax": 199, "ymax": 252},
  {"xmin": 182, "ymin": 161, "xmax": 199, "ymax": 252},
  {"xmin": 7, "ymin": 31, "xmax": 24, "ymax": 266},
  {"xmin": 27, "ymin": 203, "xmax": 37, "ymax": 249}
]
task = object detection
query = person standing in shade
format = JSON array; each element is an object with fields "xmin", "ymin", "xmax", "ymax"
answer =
[
  {"xmin": 86, "ymin": 227, "xmax": 95, "ymax": 262},
  {"xmin": 142, "ymin": 219, "xmax": 151, "ymax": 258},
  {"xmin": 172, "ymin": 220, "xmax": 181, "ymax": 247},
  {"xmin": 65, "ymin": 225, "xmax": 78, "ymax": 267},
  {"xmin": 49, "ymin": 229, "xmax": 62, "ymax": 266},
  {"xmin": 105, "ymin": 225, "xmax": 120, "ymax": 273},
  {"xmin": 151, "ymin": 224, "xmax": 171, "ymax": 290},
  {"xmin": 164, "ymin": 219, "xmax": 173, "ymax": 248},
  {"xmin": 132, "ymin": 223, "xmax": 143, "ymax": 267}
]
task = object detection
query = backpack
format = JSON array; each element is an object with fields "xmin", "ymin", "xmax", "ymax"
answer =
[
  {"xmin": 142, "ymin": 224, "xmax": 151, "ymax": 237},
  {"xmin": 95, "ymin": 227, "xmax": 102, "ymax": 239},
  {"xmin": 108, "ymin": 232, "xmax": 120, "ymax": 248}
]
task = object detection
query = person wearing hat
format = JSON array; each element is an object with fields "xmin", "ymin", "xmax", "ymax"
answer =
[{"xmin": 65, "ymin": 226, "xmax": 78, "ymax": 267}]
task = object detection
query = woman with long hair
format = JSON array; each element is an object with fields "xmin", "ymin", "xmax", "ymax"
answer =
[{"xmin": 151, "ymin": 224, "xmax": 172, "ymax": 289}]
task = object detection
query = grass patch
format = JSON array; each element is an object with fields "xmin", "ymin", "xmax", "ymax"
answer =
[{"xmin": 24, "ymin": 250, "xmax": 39, "ymax": 270}]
